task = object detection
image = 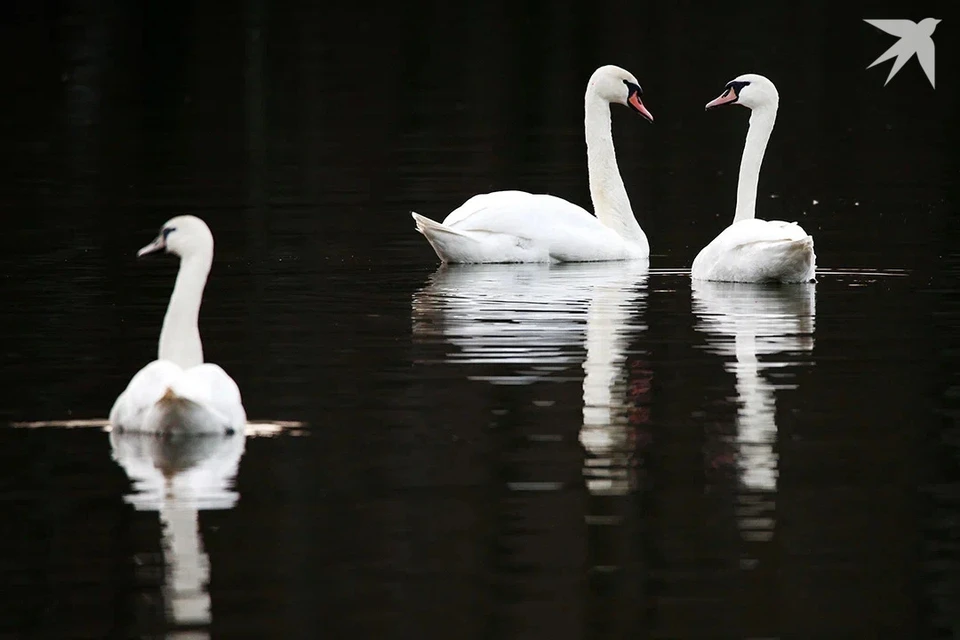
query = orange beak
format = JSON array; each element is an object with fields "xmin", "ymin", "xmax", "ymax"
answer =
[
  {"xmin": 705, "ymin": 87, "xmax": 739, "ymax": 110},
  {"xmin": 628, "ymin": 92, "xmax": 654, "ymax": 122}
]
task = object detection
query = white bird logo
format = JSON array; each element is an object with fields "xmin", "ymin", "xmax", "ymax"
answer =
[{"xmin": 864, "ymin": 18, "xmax": 940, "ymax": 88}]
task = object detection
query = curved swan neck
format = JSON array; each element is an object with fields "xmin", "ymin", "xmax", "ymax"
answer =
[
  {"xmin": 158, "ymin": 250, "xmax": 212, "ymax": 369},
  {"xmin": 584, "ymin": 93, "xmax": 645, "ymax": 243},
  {"xmin": 734, "ymin": 103, "xmax": 777, "ymax": 223}
]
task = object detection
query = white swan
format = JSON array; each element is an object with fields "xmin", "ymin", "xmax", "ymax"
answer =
[
  {"xmin": 692, "ymin": 74, "xmax": 816, "ymax": 283},
  {"xmin": 109, "ymin": 216, "xmax": 246, "ymax": 435},
  {"xmin": 110, "ymin": 429, "xmax": 246, "ymax": 631},
  {"xmin": 411, "ymin": 64, "xmax": 653, "ymax": 264}
]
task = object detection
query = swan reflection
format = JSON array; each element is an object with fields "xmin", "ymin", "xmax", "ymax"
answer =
[
  {"xmin": 691, "ymin": 281, "xmax": 815, "ymax": 539},
  {"xmin": 412, "ymin": 261, "xmax": 650, "ymax": 495},
  {"xmin": 110, "ymin": 429, "xmax": 246, "ymax": 637}
]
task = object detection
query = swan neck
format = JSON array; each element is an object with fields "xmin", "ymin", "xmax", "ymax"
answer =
[
  {"xmin": 582, "ymin": 290, "xmax": 629, "ymax": 427},
  {"xmin": 732, "ymin": 332, "xmax": 778, "ymax": 491},
  {"xmin": 734, "ymin": 103, "xmax": 777, "ymax": 223},
  {"xmin": 584, "ymin": 93, "xmax": 644, "ymax": 244},
  {"xmin": 159, "ymin": 251, "xmax": 211, "ymax": 369}
]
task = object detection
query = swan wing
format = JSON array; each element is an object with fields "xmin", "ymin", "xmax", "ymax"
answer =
[
  {"xmin": 443, "ymin": 191, "xmax": 597, "ymax": 233},
  {"xmin": 109, "ymin": 360, "xmax": 184, "ymax": 429},
  {"xmin": 439, "ymin": 190, "xmax": 628, "ymax": 261},
  {"xmin": 176, "ymin": 363, "xmax": 247, "ymax": 428}
]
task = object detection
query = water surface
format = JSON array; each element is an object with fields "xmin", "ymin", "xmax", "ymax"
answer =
[{"xmin": 0, "ymin": 2, "xmax": 956, "ymax": 638}]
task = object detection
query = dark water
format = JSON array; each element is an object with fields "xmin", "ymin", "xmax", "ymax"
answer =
[{"xmin": 0, "ymin": 1, "xmax": 957, "ymax": 638}]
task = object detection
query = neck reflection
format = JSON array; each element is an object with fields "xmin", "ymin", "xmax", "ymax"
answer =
[
  {"xmin": 412, "ymin": 263, "xmax": 650, "ymax": 633},
  {"xmin": 110, "ymin": 429, "xmax": 247, "ymax": 638},
  {"xmin": 691, "ymin": 281, "xmax": 816, "ymax": 539},
  {"xmin": 578, "ymin": 268, "xmax": 650, "ymax": 496}
]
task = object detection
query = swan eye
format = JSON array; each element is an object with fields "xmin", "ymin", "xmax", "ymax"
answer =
[
  {"xmin": 623, "ymin": 80, "xmax": 642, "ymax": 96},
  {"xmin": 725, "ymin": 80, "xmax": 751, "ymax": 94}
]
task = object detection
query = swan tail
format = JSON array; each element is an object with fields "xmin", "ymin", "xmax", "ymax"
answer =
[
  {"xmin": 159, "ymin": 386, "xmax": 180, "ymax": 402},
  {"xmin": 781, "ymin": 235, "xmax": 815, "ymax": 261},
  {"xmin": 152, "ymin": 385, "xmax": 232, "ymax": 433},
  {"xmin": 412, "ymin": 212, "xmax": 470, "ymax": 238},
  {"xmin": 411, "ymin": 211, "xmax": 548, "ymax": 263},
  {"xmin": 155, "ymin": 385, "xmax": 203, "ymax": 416},
  {"xmin": 411, "ymin": 211, "xmax": 479, "ymax": 262},
  {"xmin": 772, "ymin": 235, "xmax": 816, "ymax": 282}
]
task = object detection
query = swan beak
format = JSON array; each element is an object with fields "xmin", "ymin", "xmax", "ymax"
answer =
[
  {"xmin": 705, "ymin": 88, "xmax": 738, "ymax": 110},
  {"xmin": 137, "ymin": 236, "xmax": 165, "ymax": 257},
  {"xmin": 628, "ymin": 93, "xmax": 654, "ymax": 122}
]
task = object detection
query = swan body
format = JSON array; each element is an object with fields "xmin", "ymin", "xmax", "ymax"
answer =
[
  {"xmin": 412, "ymin": 191, "xmax": 645, "ymax": 263},
  {"xmin": 691, "ymin": 218, "xmax": 815, "ymax": 283},
  {"xmin": 109, "ymin": 216, "xmax": 246, "ymax": 435},
  {"xmin": 412, "ymin": 64, "xmax": 653, "ymax": 264},
  {"xmin": 692, "ymin": 74, "xmax": 816, "ymax": 283},
  {"xmin": 110, "ymin": 360, "xmax": 245, "ymax": 434}
]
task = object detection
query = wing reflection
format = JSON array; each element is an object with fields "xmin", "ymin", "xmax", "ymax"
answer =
[
  {"xmin": 691, "ymin": 281, "xmax": 815, "ymax": 542},
  {"xmin": 110, "ymin": 430, "xmax": 246, "ymax": 638},
  {"xmin": 412, "ymin": 260, "xmax": 650, "ymax": 495}
]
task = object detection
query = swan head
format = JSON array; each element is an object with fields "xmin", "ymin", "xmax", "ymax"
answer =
[
  {"xmin": 137, "ymin": 215, "xmax": 214, "ymax": 259},
  {"xmin": 588, "ymin": 64, "xmax": 653, "ymax": 123},
  {"xmin": 705, "ymin": 73, "xmax": 779, "ymax": 111}
]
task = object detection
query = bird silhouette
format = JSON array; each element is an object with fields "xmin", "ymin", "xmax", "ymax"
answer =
[{"xmin": 865, "ymin": 18, "xmax": 940, "ymax": 88}]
